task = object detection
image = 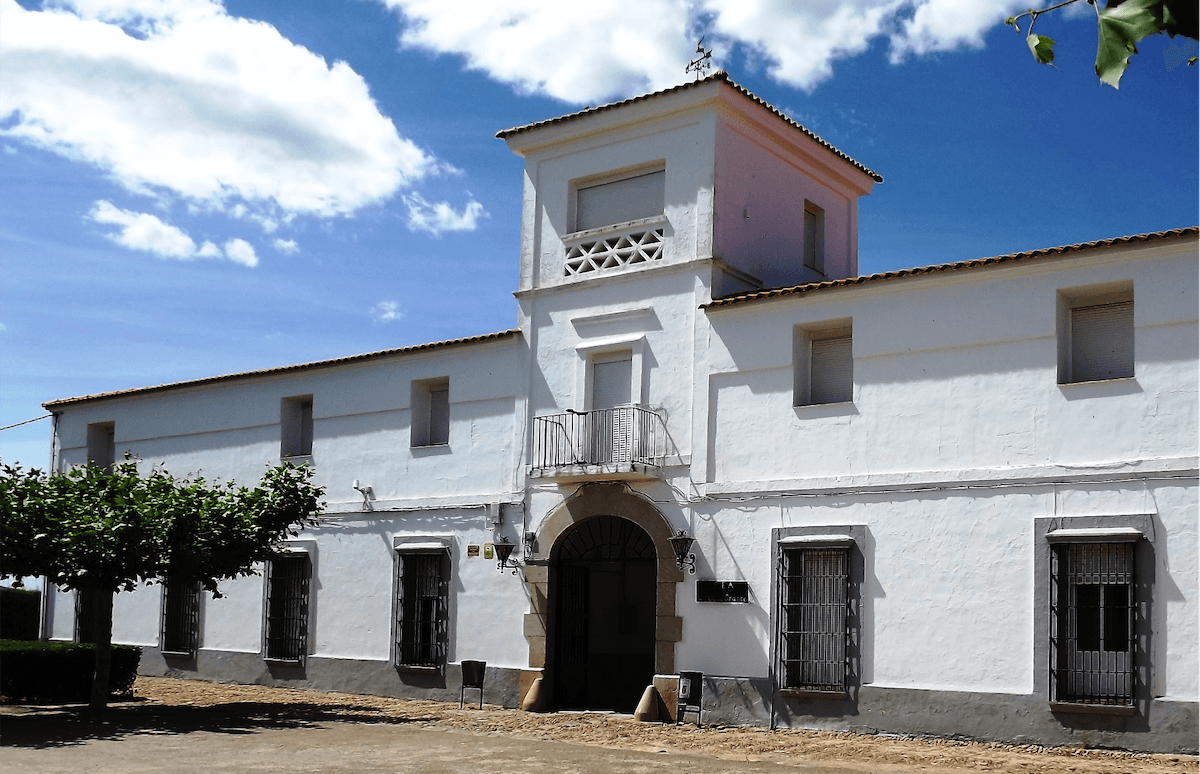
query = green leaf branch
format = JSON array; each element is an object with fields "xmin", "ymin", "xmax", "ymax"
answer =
[{"xmin": 1007, "ymin": 0, "xmax": 1199, "ymax": 88}]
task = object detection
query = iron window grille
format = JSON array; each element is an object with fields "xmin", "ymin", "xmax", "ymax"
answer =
[
  {"xmin": 160, "ymin": 580, "xmax": 200, "ymax": 656},
  {"xmin": 778, "ymin": 546, "xmax": 850, "ymax": 692},
  {"xmin": 264, "ymin": 554, "xmax": 310, "ymax": 663},
  {"xmin": 396, "ymin": 552, "xmax": 448, "ymax": 667},
  {"xmin": 1050, "ymin": 542, "xmax": 1135, "ymax": 705}
]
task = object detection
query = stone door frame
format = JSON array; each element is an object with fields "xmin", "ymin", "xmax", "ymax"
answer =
[{"xmin": 520, "ymin": 483, "xmax": 684, "ymax": 704}]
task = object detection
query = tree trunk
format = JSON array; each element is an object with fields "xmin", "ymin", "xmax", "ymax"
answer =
[{"xmin": 87, "ymin": 589, "xmax": 115, "ymax": 714}]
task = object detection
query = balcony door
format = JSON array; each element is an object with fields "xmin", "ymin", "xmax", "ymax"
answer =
[{"xmin": 590, "ymin": 354, "xmax": 632, "ymax": 464}]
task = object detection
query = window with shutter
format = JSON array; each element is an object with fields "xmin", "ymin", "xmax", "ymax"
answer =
[
  {"xmin": 281, "ymin": 395, "xmax": 314, "ymax": 458},
  {"xmin": 1070, "ymin": 301, "xmax": 1134, "ymax": 383},
  {"xmin": 575, "ymin": 171, "xmax": 664, "ymax": 232},
  {"xmin": 810, "ymin": 336, "xmax": 852, "ymax": 404},
  {"xmin": 411, "ymin": 378, "xmax": 450, "ymax": 448},
  {"xmin": 795, "ymin": 322, "xmax": 853, "ymax": 406}
]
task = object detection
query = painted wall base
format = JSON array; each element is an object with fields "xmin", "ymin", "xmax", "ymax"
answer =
[
  {"xmin": 139, "ymin": 648, "xmax": 1196, "ymax": 754},
  {"xmin": 695, "ymin": 676, "xmax": 1198, "ymax": 755},
  {"xmin": 139, "ymin": 648, "xmax": 522, "ymax": 709}
]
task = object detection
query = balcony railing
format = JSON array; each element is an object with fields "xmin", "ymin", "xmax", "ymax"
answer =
[{"xmin": 531, "ymin": 405, "xmax": 667, "ymax": 481}]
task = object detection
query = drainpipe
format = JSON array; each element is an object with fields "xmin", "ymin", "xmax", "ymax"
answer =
[{"xmin": 39, "ymin": 411, "xmax": 62, "ymax": 640}]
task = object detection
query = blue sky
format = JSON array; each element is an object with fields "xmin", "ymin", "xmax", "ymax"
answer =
[{"xmin": 2, "ymin": 0, "xmax": 1197, "ymax": 469}]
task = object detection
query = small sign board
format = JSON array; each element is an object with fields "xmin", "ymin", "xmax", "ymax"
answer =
[
  {"xmin": 467, "ymin": 545, "xmax": 480, "ymax": 558},
  {"xmin": 484, "ymin": 543, "xmax": 494, "ymax": 560},
  {"xmin": 696, "ymin": 580, "xmax": 749, "ymax": 603}
]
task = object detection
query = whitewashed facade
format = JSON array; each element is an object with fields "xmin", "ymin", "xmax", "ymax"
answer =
[{"xmin": 43, "ymin": 74, "xmax": 1198, "ymax": 752}]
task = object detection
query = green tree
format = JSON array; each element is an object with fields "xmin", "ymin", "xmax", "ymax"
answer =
[
  {"xmin": 1007, "ymin": 0, "xmax": 1198, "ymax": 87},
  {"xmin": 0, "ymin": 459, "xmax": 323, "ymax": 712}
]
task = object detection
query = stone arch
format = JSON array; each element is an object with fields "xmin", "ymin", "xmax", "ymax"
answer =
[{"xmin": 520, "ymin": 483, "xmax": 684, "ymax": 705}]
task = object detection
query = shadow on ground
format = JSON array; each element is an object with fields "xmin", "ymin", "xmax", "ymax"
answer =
[{"xmin": 0, "ymin": 700, "xmax": 437, "ymax": 749}]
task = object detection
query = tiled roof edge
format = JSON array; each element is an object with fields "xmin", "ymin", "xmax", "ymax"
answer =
[
  {"xmin": 496, "ymin": 71, "xmax": 882, "ymax": 183},
  {"xmin": 43, "ymin": 329, "xmax": 522, "ymax": 409},
  {"xmin": 702, "ymin": 227, "xmax": 1199, "ymax": 311}
]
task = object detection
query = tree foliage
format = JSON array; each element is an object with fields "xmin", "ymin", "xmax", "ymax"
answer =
[
  {"xmin": 0, "ymin": 458, "xmax": 324, "ymax": 710},
  {"xmin": 1007, "ymin": 0, "xmax": 1199, "ymax": 88}
]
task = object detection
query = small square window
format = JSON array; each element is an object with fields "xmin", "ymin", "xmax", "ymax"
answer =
[
  {"xmin": 87, "ymin": 422, "xmax": 115, "ymax": 469},
  {"xmin": 794, "ymin": 322, "xmax": 853, "ymax": 406},
  {"xmin": 280, "ymin": 395, "xmax": 313, "ymax": 458},
  {"xmin": 411, "ymin": 378, "xmax": 450, "ymax": 447},
  {"xmin": 1057, "ymin": 285, "xmax": 1134, "ymax": 384}
]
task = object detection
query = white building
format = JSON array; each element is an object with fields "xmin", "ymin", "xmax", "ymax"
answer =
[{"xmin": 42, "ymin": 73, "xmax": 1198, "ymax": 753}]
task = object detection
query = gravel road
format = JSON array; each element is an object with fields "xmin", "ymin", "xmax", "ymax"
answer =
[{"xmin": 1, "ymin": 677, "xmax": 1194, "ymax": 774}]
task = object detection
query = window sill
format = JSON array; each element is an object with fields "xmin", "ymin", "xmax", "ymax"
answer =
[
  {"xmin": 1049, "ymin": 701, "xmax": 1136, "ymax": 716},
  {"xmin": 263, "ymin": 656, "xmax": 305, "ymax": 665},
  {"xmin": 780, "ymin": 688, "xmax": 849, "ymax": 700},
  {"xmin": 1058, "ymin": 376, "xmax": 1136, "ymax": 387},
  {"xmin": 280, "ymin": 454, "xmax": 313, "ymax": 464},
  {"xmin": 160, "ymin": 649, "xmax": 195, "ymax": 658},
  {"xmin": 562, "ymin": 214, "xmax": 668, "ymax": 244},
  {"xmin": 395, "ymin": 663, "xmax": 442, "ymax": 674}
]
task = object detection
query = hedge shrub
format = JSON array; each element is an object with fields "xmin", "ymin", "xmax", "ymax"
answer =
[{"xmin": 0, "ymin": 640, "xmax": 142, "ymax": 703}]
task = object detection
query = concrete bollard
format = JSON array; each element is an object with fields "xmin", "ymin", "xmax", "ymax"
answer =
[
  {"xmin": 520, "ymin": 676, "xmax": 545, "ymax": 712},
  {"xmin": 633, "ymin": 684, "xmax": 659, "ymax": 722}
]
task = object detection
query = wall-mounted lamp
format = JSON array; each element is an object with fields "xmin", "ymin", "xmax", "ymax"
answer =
[
  {"xmin": 494, "ymin": 536, "xmax": 520, "ymax": 575},
  {"xmin": 669, "ymin": 530, "xmax": 697, "ymax": 574},
  {"xmin": 352, "ymin": 479, "xmax": 373, "ymax": 509}
]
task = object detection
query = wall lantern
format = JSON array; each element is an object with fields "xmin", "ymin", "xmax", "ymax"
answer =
[
  {"xmin": 670, "ymin": 530, "xmax": 697, "ymax": 574},
  {"xmin": 494, "ymin": 536, "xmax": 520, "ymax": 575}
]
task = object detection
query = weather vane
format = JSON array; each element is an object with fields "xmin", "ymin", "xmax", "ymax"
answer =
[{"xmin": 685, "ymin": 38, "xmax": 713, "ymax": 81}]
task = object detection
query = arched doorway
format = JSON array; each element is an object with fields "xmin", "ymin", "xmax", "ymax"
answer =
[{"xmin": 552, "ymin": 514, "xmax": 656, "ymax": 711}]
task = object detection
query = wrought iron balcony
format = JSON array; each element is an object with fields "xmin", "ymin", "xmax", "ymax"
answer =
[{"xmin": 530, "ymin": 405, "xmax": 667, "ymax": 481}]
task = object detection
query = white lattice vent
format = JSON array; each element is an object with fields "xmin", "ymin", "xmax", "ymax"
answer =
[{"xmin": 564, "ymin": 229, "xmax": 664, "ymax": 276}]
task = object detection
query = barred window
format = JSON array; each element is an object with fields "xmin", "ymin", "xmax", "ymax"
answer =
[
  {"xmin": 161, "ymin": 580, "xmax": 200, "ymax": 656},
  {"xmin": 779, "ymin": 546, "xmax": 849, "ymax": 692},
  {"xmin": 1050, "ymin": 542, "xmax": 1135, "ymax": 705},
  {"xmin": 75, "ymin": 587, "xmax": 103, "ymax": 644},
  {"xmin": 396, "ymin": 552, "xmax": 448, "ymax": 667},
  {"xmin": 264, "ymin": 554, "xmax": 310, "ymax": 663}
]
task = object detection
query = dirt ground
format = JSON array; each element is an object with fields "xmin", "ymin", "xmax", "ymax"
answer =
[{"xmin": 2, "ymin": 676, "xmax": 1196, "ymax": 774}]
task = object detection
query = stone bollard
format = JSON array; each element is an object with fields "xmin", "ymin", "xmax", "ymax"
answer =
[
  {"xmin": 633, "ymin": 684, "xmax": 659, "ymax": 722},
  {"xmin": 520, "ymin": 676, "xmax": 545, "ymax": 712}
]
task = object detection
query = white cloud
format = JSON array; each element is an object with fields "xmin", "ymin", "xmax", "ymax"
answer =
[
  {"xmin": 89, "ymin": 200, "xmax": 199, "ymax": 258},
  {"xmin": 403, "ymin": 193, "xmax": 487, "ymax": 236},
  {"xmin": 272, "ymin": 238, "xmax": 299, "ymax": 254},
  {"xmin": 887, "ymin": 0, "xmax": 1027, "ymax": 62},
  {"xmin": 371, "ymin": 300, "xmax": 402, "ymax": 323},
  {"xmin": 383, "ymin": 0, "xmax": 696, "ymax": 102},
  {"xmin": 88, "ymin": 200, "xmax": 256, "ymax": 265},
  {"xmin": 223, "ymin": 238, "xmax": 257, "ymax": 267},
  {"xmin": 1, "ymin": 0, "xmax": 438, "ymax": 219},
  {"xmin": 380, "ymin": 0, "xmax": 1032, "ymax": 98}
]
